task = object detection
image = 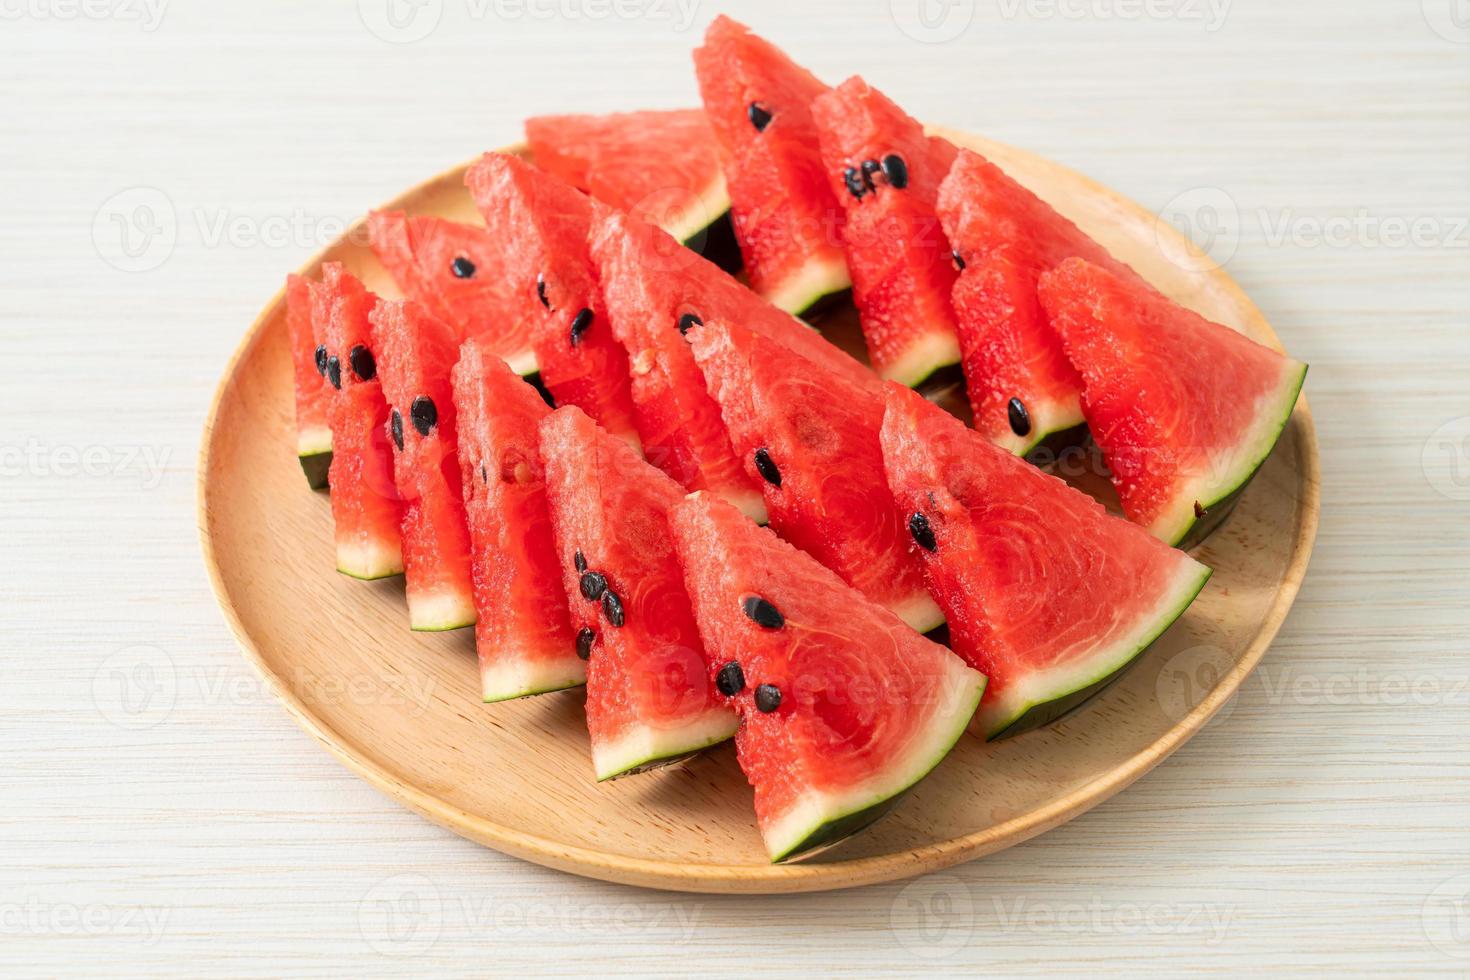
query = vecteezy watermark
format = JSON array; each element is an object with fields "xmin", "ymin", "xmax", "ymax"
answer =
[
  {"xmin": 0, "ymin": 900, "xmax": 171, "ymax": 945},
  {"xmin": 889, "ymin": 0, "xmax": 976, "ymax": 44},
  {"xmin": 1155, "ymin": 644, "xmax": 1238, "ymax": 728},
  {"xmin": 989, "ymin": 894, "xmax": 1235, "ymax": 942},
  {"xmin": 1155, "ymin": 186, "xmax": 1242, "ymax": 272},
  {"xmin": 360, "ymin": 875, "xmax": 444, "ymax": 957},
  {"xmin": 1424, "ymin": 874, "xmax": 1470, "ymax": 959},
  {"xmin": 92, "ymin": 645, "xmax": 179, "ymax": 731},
  {"xmin": 1423, "ymin": 417, "xmax": 1470, "ymax": 502},
  {"xmin": 890, "ymin": 875, "xmax": 976, "ymax": 959},
  {"xmin": 93, "ymin": 187, "xmax": 177, "ymax": 273},
  {"xmin": 0, "ymin": 0, "xmax": 168, "ymax": 31},
  {"xmin": 998, "ymin": 0, "xmax": 1231, "ymax": 30},
  {"xmin": 0, "ymin": 439, "xmax": 172, "ymax": 489},
  {"xmin": 358, "ymin": 0, "xmax": 699, "ymax": 43},
  {"xmin": 1422, "ymin": 0, "xmax": 1470, "ymax": 44}
]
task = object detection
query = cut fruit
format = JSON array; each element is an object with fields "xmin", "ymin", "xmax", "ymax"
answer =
[
  {"xmin": 465, "ymin": 153, "xmax": 645, "ymax": 449},
  {"xmin": 286, "ymin": 273, "xmax": 332, "ymax": 489},
  {"xmin": 368, "ymin": 299, "xmax": 476, "ymax": 631},
  {"xmin": 538, "ymin": 406, "xmax": 737, "ymax": 780},
  {"xmin": 669, "ymin": 490, "xmax": 985, "ymax": 862},
  {"xmin": 687, "ymin": 319, "xmax": 942, "ymax": 631},
  {"xmin": 524, "ymin": 109, "xmax": 731, "ymax": 250},
  {"xmin": 810, "ymin": 77, "xmax": 962, "ymax": 386},
  {"xmin": 1038, "ymin": 257, "xmax": 1308, "ymax": 547},
  {"xmin": 937, "ymin": 149, "xmax": 1142, "ymax": 455},
  {"xmin": 693, "ymin": 16, "xmax": 851, "ymax": 314},
  {"xmin": 311, "ymin": 263, "xmax": 404, "ymax": 580},
  {"xmin": 452, "ymin": 340, "xmax": 584, "ymax": 700},
  {"xmin": 880, "ymin": 384, "xmax": 1212, "ymax": 740},
  {"xmin": 367, "ymin": 210, "xmax": 534, "ymax": 374}
]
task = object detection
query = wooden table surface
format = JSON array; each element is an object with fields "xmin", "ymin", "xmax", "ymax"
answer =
[{"xmin": 4, "ymin": 1, "xmax": 1466, "ymax": 975}]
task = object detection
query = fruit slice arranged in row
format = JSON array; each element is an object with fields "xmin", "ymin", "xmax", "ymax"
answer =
[
  {"xmin": 286, "ymin": 273, "xmax": 332, "ymax": 489},
  {"xmin": 367, "ymin": 210, "xmax": 534, "ymax": 375},
  {"xmin": 670, "ymin": 490, "xmax": 986, "ymax": 862},
  {"xmin": 880, "ymin": 384, "xmax": 1212, "ymax": 740},
  {"xmin": 369, "ymin": 299, "xmax": 477, "ymax": 631},
  {"xmin": 539, "ymin": 406, "xmax": 738, "ymax": 781},
  {"xmin": 524, "ymin": 109, "xmax": 732, "ymax": 252},
  {"xmin": 1038, "ymin": 257, "xmax": 1308, "ymax": 547},
  {"xmin": 466, "ymin": 153, "xmax": 644, "ymax": 449},
  {"xmin": 311, "ymin": 263, "xmax": 404, "ymax": 580},
  {"xmin": 688, "ymin": 319, "xmax": 942, "ymax": 632},
  {"xmin": 811, "ymin": 77, "xmax": 962, "ymax": 386},
  {"xmin": 694, "ymin": 16, "xmax": 850, "ymax": 314},
  {"xmin": 452, "ymin": 340, "xmax": 584, "ymax": 701},
  {"xmin": 936, "ymin": 149, "xmax": 1139, "ymax": 455}
]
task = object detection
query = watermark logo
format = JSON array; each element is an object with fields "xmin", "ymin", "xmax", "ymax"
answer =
[
  {"xmin": 358, "ymin": 0, "xmax": 443, "ymax": 43},
  {"xmin": 890, "ymin": 875, "xmax": 975, "ymax": 959},
  {"xmin": 92, "ymin": 645, "xmax": 178, "ymax": 731},
  {"xmin": 1424, "ymin": 874, "xmax": 1470, "ymax": 959},
  {"xmin": 360, "ymin": 874, "xmax": 443, "ymax": 956},
  {"xmin": 93, "ymin": 187, "xmax": 176, "ymax": 273},
  {"xmin": 890, "ymin": 0, "xmax": 975, "ymax": 43},
  {"xmin": 1422, "ymin": 417, "xmax": 1470, "ymax": 501},
  {"xmin": 0, "ymin": 900, "xmax": 171, "ymax": 945},
  {"xmin": 0, "ymin": 0, "xmax": 169, "ymax": 31},
  {"xmin": 1155, "ymin": 186, "xmax": 1241, "ymax": 272},
  {"xmin": 1155, "ymin": 644, "xmax": 1237, "ymax": 728},
  {"xmin": 1422, "ymin": 0, "xmax": 1470, "ymax": 43}
]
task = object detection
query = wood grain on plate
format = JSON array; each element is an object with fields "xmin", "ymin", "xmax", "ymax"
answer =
[{"xmin": 197, "ymin": 129, "xmax": 1319, "ymax": 894}]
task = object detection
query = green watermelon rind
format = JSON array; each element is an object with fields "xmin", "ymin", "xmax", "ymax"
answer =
[
  {"xmin": 768, "ymin": 253, "xmax": 853, "ymax": 316},
  {"xmin": 875, "ymin": 324, "xmax": 964, "ymax": 390},
  {"xmin": 976, "ymin": 558, "xmax": 1213, "ymax": 741},
  {"xmin": 297, "ymin": 425, "xmax": 333, "ymax": 491},
  {"xmin": 480, "ymin": 656, "xmax": 586, "ymax": 704},
  {"xmin": 593, "ymin": 712, "xmax": 741, "ymax": 783},
  {"xmin": 764, "ymin": 653, "xmax": 987, "ymax": 863},
  {"xmin": 335, "ymin": 538, "xmax": 405, "ymax": 581}
]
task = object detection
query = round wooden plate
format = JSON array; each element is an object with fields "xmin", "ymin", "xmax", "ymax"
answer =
[{"xmin": 198, "ymin": 129, "xmax": 1319, "ymax": 894}]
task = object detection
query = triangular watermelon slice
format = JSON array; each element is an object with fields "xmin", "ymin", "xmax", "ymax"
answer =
[
  {"xmin": 693, "ymin": 16, "xmax": 850, "ymax": 314},
  {"xmin": 311, "ymin": 263, "xmax": 403, "ymax": 580},
  {"xmin": 880, "ymin": 384, "xmax": 1212, "ymax": 740},
  {"xmin": 810, "ymin": 76, "xmax": 962, "ymax": 386},
  {"xmin": 367, "ymin": 299, "xmax": 476, "ymax": 630},
  {"xmin": 452, "ymin": 340, "xmax": 584, "ymax": 700},
  {"xmin": 464, "ymin": 153, "xmax": 644, "ymax": 449},
  {"xmin": 668, "ymin": 490, "xmax": 985, "ymax": 862},
  {"xmin": 538, "ymin": 406, "xmax": 738, "ymax": 781},
  {"xmin": 686, "ymin": 318, "xmax": 942, "ymax": 631},
  {"xmin": 524, "ymin": 109, "xmax": 731, "ymax": 252},
  {"xmin": 367, "ymin": 210, "xmax": 535, "ymax": 375},
  {"xmin": 936, "ymin": 149, "xmax": 1141, "ymax": 454},
  {"xmin": 286, "ymin": 273, "xmax": 332, "ymax": 489},
  {"xmin": 1038, "ymin": 257, "xmax": 1308, "ymax": 547}
]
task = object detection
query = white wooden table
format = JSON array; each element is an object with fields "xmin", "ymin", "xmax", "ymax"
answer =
[{"xmin": 4, "ymin": 1, "xmax": 1467, "ymax": 974}]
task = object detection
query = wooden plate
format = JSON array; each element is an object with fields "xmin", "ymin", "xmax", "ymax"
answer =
[{"xmin": 198, "ymin": 129, "xmax": 1319, "ymax": 894}]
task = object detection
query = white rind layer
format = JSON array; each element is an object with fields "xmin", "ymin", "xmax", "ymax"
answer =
[
  {"xmin": 765, "ymin": 253, "xmax": 852, "ymax": 315},
  {"xmin": 991, "ymin": 393, "xmax": 1085, "ymax": 458},
  {"xmin": 890, "ymin": 591, "xmax": 946, "ymax": 635},
  {"xmin": 407, "ymin": 587, "xmax": 477, "ymax": 632},
  {"xmin": 592, "ymin": 710, "xmax": 739, "ymax": 782},
  {"xmin": 336, "ymin": 537, "xmax": 404, "ymax": 580},
  {"xmin": 879, "ymin": 329, "xmax": 963, "ymax": 389},
  {"xmin": 481, "ymin": 653, "xmax": 586, "ymax": 704},
  {"xmin": 666, "ymin": 173, "xmax": 733, "ymax": 245},
  {"xmin": 296, "ymin": 424, "xmax": 333, "ymax": 457}
]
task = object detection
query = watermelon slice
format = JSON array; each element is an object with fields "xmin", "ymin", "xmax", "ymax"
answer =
[
  {"xmin": 669, "ymin": 490, "xmax": 985, "ymax": 862},
  {"xmin": 524, "ymin": 109, "xmax": 732, "ymax": 252},
  {"xmin": 464, "ymin": 153, "xmax": 644, "ymax": 449},
  {"xmin": 367, "ymin": 299, "xmax": 476, "ymax": 631},
  {"xmin": 687, "ymin": 318, "xmax": 942, "ymax": 631},
  {"xmin": 452, "ymin": 340, "xmax": 584, "ymax": 700},
  {"xmin": 367, "ymin": 210, "xmax": 534, "ymax": 375},
  {"xmin": 1038, "ymin": 257, "xmax": 1308, "ymax": 547},
  {"xmin": 936, "ymin": 149, "xmax": 1140, "ymax": 455},
  {"xmin": 538, "ymin": 406, "xmax": 738, "ymax": 780},
  {"xmin": 286, "ymin": 273, "xmax": 332, "ymax": 489},
  {"xmin": 880, "ymin": 384, "xmax": 1212, "ymax": 740},
  {"xmin": 311, "ymin": 263, "xmax": 404, "ymax": 580},
  {"xmin": 810, "ymin": 77, "xmax": 963, "ymax": 386},
  {"xmin": 693, "ymin": 16, "xmax": 850, "ymax": 314}
]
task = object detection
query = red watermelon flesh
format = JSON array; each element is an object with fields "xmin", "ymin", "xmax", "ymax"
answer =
[
  {"xmin": 880, "ymin": 384, "xmax": 1211, "ymax": 739},
  {"xmin": 367, "ymin": 299, "xmax": 476, "ymax": 631},
  {"xmin": 937, "ymin": 148, "xmax": 1140, "ymax": 454},
  {"xmin": 687, "ymin": 319, "xmax": 942, "ymax": 632},
  {"xmin": 538, "ymin": 406, "xmax": 738, "ymax": 780},
  {"xmin": 367, "ymin": 210, "xmax": 533, "ymax": 374},
  {"xmin": 465, "ymin": 153, "xmax": 644, "ymax": 449},
  {"xmin": 286, "ymin": 273, "xmax": 332, "ymax": 489},
  {"xmin": 452, "ymin": 340, "xmax": 583, "ymax": 700},
  {"xmin": 669, "ymin": 490, "xmax": 984, "ymax": 862},
  {"xmin": 311, "ymin": 264, "xmax": 404, "ymax": 580},
  {"xmin": 693, "ymin": 16, "xmax": 850, "ymax": 314},
  {"xmin": 524, "ymin": 109, "xmax": 730, "ymax": 246},
  {"xmin": 810, "ymin": 77, "xmax": 963, "ymax": 386},
  {"xmin": 1038, "ymin": 257, "xmax": 1307, "ymax": 547}
]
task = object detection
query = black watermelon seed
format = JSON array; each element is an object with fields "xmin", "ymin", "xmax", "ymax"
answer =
[
  {"xmin": 451, "ymin": 256, "xmax": 476, "ymax": 279},
  {"xmin": 747, "ymin": 102, "xmax": 772, "ymax": 132},
  {"xmin": 843, "ymin": 167, "xmax": 867, "ymax": 199},
  {"xmin": 1193, "ymin": 501, "xmax": 1207, "ymax": 519},
  {"xmin": 326, "ymin": 355, "xmax": 342, "ymax": 390},
  {"xmin": 753, "ymin": 448, "xmax": 781, "ymax": 487},
  {"xmin": 390, "ymin": 409, "xmax": 404, "ymax": 450},
  {"xmin": 952, "ymin": 249, "xmax": 966, "ymax": 271},
  {"xmin": 881, "ymin": 154, "xmax": 909, "ymax": 189},
  {"xmin": 348, "ymin": 344, "xmax": 376, "ymax": 382},
  {"xmin": 576, "ymin": 626, "xmax": 595, "ymax": 660},
  {"xmin": 314, "ymin": 344, "xmax": 328, "ymax": 377},
  {"xmin": 536, "ymin": 273, "xmax": 550, "ymax": 309},
  {"xmin": 716, "ymin": 661, "xmax": 746, "ymax": 697},
  {"xmin": 569, "ymin": 308, "xmax": 593, "ymax": 346},
  {"xmin": 742, "ymin": 595, "xmax": 784, "ymax": 629},
  {"xmin": 860, "ymin": 158, "xmax": 881, "ymax": 191},
  {"xmin": 579, "ymin": 571, "xmax": 607, "ymax": 602},
  {"xmin": 754, "ymin": 684, "xmax": 782, "ymax": 713},
  {"xmin": 411, "ymin": 395, "xmax": 437, "ymax": 436},
  {"xmin": 678, "ymin": 312, "xmax": 702, "ymax": 336},
  {"xmin": 574, "ymin": 550, "xmax": 587, "ymax": 573},
  {"xmin": 1007, "ymin": 397, "xmax": 1031, "ymax": 437},
  {"xmin": 480, "ymin": 462, "xmax": 488, "ymax": 484},
  {"xmin": 908, "ymin": 512, "xmax": 937, "ymax": 553},
  {"xmin": 601, "ymin": 589, "xmax": 625, "ymax": 627}
]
